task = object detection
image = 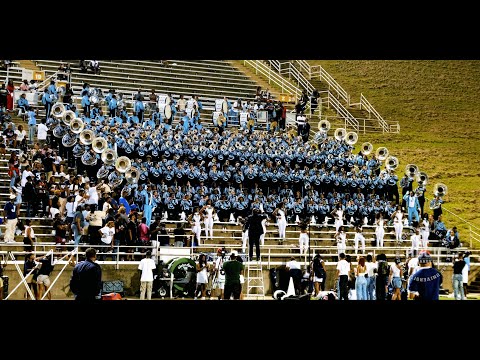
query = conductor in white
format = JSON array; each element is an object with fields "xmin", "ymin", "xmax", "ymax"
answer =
[{"xmin": 138, "ymin": 250, "xmax": 156, "ymax": 300}]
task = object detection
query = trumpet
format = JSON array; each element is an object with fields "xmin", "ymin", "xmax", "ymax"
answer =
[
  {"xmin": 375, "ymin": 147, "xmax": 389, "ymax": 161},
  {"xmin": 334, "ymin": 128, "xmax": 346, "ymax": 141},
  {"xmin": 361, "ymin": 142, "xmax": 373, "ymax": 155}
]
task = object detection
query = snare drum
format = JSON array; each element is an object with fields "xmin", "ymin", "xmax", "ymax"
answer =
[
  {"xmin": 215, "ymin": 99, "xmax": 223, "ymax": 112},
  {"xmin": 158, "ymin": 94, "xmax": 171, "ymax": 106}
]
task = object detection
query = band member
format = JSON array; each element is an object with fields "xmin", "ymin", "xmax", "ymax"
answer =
[
  {"xmin": 200, "ymin": 199, "xmax": 216, "ymax": 241},
  {"xmin": 354, "ymin": 226, "xmax": 365, "ymax": 255},
  {"xmin": 403, "ymin": 190, "xmax": 421, "ymax": 226},
  {"xmin": 188, "ymin": 207, "xmax": 203, "ymax": 246},
  {"xmin": 272, "ymin": 202, "xmax": 287, "ymax": 243},
  {"xmin": 335, "ymin": 226, "xmax": 347, "ymax": 257},
  {"xmin": 391, "ymin": 205, "xmax": 404, "ymax": 242},
  {"xmin": 375, "ymin": 212, "xmax": 385, "ymax": 248}
]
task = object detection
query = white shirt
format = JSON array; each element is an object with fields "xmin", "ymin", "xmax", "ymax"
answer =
[
  {"xmin": 366, "ymin": 262, "xmax": 377, "ymax": 277},
  {"xmin": 408, "ymin": 257, "xmax": 419, "ymax": 275},
  {"xmin": 336, "ymin": 259, "xmax": 350, "ymax": 275},
  {"xmin": 87, "ymin": 187, "xmax": 99, "ymax": 205},
  {"xmin": 286, "ymin": 260, "xmax": 301, "ymax": 270},
  {"xmin": 391, "ymin": 264, "xmax": 401, "ymax": 277},
  {"xmin": 14, "ymin": 129, "xmax": 26, "ymax": 141},
  {"xmin": 100, "ymin": 226, "xmax": 115, "ymax": 244},
  {"xmin": 21, "ymin": 169, "xmax": 34, "ymax": 187},
  {"xmin": 23, "ymin": 225, "xmax": 35, "ymax": 239},
  {"xmin": 138, "ymin": 258, "xmax": 156, "ymax": 282},
  {"xmin": 37, "ymin": 123, "xmax": 48, "ymax": 140},
  {"xmin": 65, "ymin": 201, "xmax": 76, "ymax": 218}
]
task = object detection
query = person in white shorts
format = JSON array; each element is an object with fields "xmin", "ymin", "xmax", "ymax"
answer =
[
  {"xmin": 195, "ymin": 254, "xmax": 209, "ymax": 299},
  {"xmin": 298, "ymin": 220, "xmax": 309, "ymax": 255}
]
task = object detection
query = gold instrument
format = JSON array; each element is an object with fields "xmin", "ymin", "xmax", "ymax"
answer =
[
  {"xmin": 361, "ymin": 142, "xmax": 373, "ymax": 155},
  {"xmin": 405, "ymin": 164, "xmax": 419, "ymax": 179},
  {"xmin": 52, "ymin": 103, "xmax": 66, "ymax": 119},
  {"xmin": 70, "ymin": 118, "xmax": 85, "ymax": 134},
  {"xmin": 416, "ymin": 172, "xmax": 429, "ymax": 186},
  {"xmin": 433, "ymin": 183, "xmax": 448, "ymax": 198},
  {"xmin": 345, "ymin": 131, "xmax": 358, "ymax": 145},
  {"xmin": 92, "ymin": 137, "xmax": 108, "ymax": 154},
  {"xmin": 318, "ymin": 119, "xmax": 331, "ymax": 132},
  {"xmin": 375, "ymin": 147, "xmax": 389, "ymax": 161},
  {"xmin": 79, "ymin": 129, "xmax": 94, "ymax": 145},
  {"xmin": 385, "ymin": 156, "xmax": 399, "ymax": 171},
  {"xmin": 334, "ymin": 128, "xmax": 346, "ymax": 141},
  {"xmin": 101, "ymin": 149, "xmax": 117, "ymax": 166},
  {"xmin": 62, "ymin": 110, "xmax": 76, "ymax": 126},
  {"xmin": 115, "ymin": 156, "xmax": 132, "ymax": 173},
  {"xmin": 125, "ymin": 167, "xmax": 140, "ymax": 184}
]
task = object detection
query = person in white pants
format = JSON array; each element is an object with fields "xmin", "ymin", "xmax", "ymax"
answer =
[
  {"xmin": 375, "ymin": 213, "xmax": 385, "ymax": 248},
  {"xmin": 420, "ymin": 214, "xmax": 430, "ymax": 249},
  {"xmin": 259, "ymin": 217, "xmax": 267, "ymax": 246},
  {"xmin": 200, "ymin": 200, "xmax": 215, "ymax": 241},
  {"xmin": 298, "ymin": 220, "xmax": 309, "ymax": 255},
  {"xmin": 391, "ymin": 205, "xmax": 404, "ymax": 243},
  {"xmin": 272, "ymin": 203, "xmax": 287, "ymax": 243},
  {"xmin": 411, "ymin": 228, "xmax": 421, "ymax": 252},
  {"xmin": 3, "ymin": 194, "xmax": 18, "ymax": 242},
  {"xmin": 138, "ymin": 250, "xmax": 156, "ymax": 300},
  {"xmin": 331, "ymin": 204, "xmax": 344, "ymax": 232},
  {"xmin": 335, "ymin": 226, "xmax": 347, "ymax": 255},
  {"xmin": 188, "ymin": 208, "xmax": 203, "ymax": 246},
  {"xmin": 354, "ymin": 226, "xmax": 365, "ymax": 255},
  {"xmin": 239, "ymin": 217, "xmax": 249, "ymax": 253}
]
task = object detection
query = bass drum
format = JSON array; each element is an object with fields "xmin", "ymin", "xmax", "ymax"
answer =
[
  {"xmin": 166, "ymin": 257, "xmax": 197, "ymax": 297},
  {"xmin": 159, "ymin": 104, "xmax": 172, "ymax": 120}
]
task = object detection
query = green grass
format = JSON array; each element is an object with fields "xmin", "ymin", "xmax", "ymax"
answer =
[{"xmin": 309, "ymin": 60, "xmax": 480, "ymax": 245}]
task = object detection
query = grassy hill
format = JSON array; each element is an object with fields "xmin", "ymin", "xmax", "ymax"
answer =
[{"xmin": 310, "ymin": 60, "xmax": 480, "ymax": 246}]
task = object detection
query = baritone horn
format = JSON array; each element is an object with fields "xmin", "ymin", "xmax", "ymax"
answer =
[
  {"xmin": 70, "ymin": 118, "xmax": 85, "ymax": 134},
  {"xmin": 101, "ymin": 148, "xmax": 117, "ymax": 166},
  {"xmin": 361, "ymin": 142, "xmax": 373, "ymax": 155},
  {"xmin": 115, "ymin": 156, "xmax": 131, "ymax": 173},
  {"xmin": 385, "ymin": 156, "xmax": 399, "ymax": 171},
  {"xmin": 318, "ymin": 119, "xmax": 331, "ymax": 132},
  {"xmin": 433, "ymin": 183, "xmax": 448, "ymax": 197},
  {"xmin": 92, "ymin": 137, "xmax": 108, "ymax": 153},
  {"xmin": 405, "ymin": 164, "xmax": 419, "ymax": 179},
  {"xmin": 416, "ymin": 172, "xmax": 429, "ymax": 186},
  {"xmin": 125, "ymin": 167, "xmax": 140, "ymax": 184},
  {"xmin": 345, "ymin": 131, "xmax": 358, "ymax": 145},
  {"xmin": 334, "ymin": 128, "xmax": 346, "ymax": 141},
  {"xmin": 375, "ymin": 147, "xmax": 389, "ymax": 161}
]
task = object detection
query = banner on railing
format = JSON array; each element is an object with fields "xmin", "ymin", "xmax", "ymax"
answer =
[{"xmin": 279, "ymin": 93, "xmax": 296, "ymax": 103}]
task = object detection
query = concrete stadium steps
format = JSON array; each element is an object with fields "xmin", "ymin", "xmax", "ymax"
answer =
[{"xmin": 34, "ymin": 60, "xmax": 258, "ymax": 101}]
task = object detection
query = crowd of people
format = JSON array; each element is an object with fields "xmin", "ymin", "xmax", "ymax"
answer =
[{"xmin": 0, "ymin": 66, "xmax": 469, "ymax": 300}]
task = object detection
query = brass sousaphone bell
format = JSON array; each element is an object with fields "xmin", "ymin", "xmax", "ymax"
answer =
[
  {"xmin": 125, "ymin": 167, "xmax": 140, "ymax": 184},
  {"xmin": 92, "ymin": 137, "xmax": 108, "ymax": 154},
  {"xmin": 385, "ymin": 156, "xmax": 399, "ymax": 171},
  {"xmin": 334, "ymin": 128, "xmax": 346, "ymax": 141},
  {"xmin": 345, "ymin": 131, "xmax": 358, "ymax": 145},
  {"xmin": 318, "ymin": 119, "xmax": 331, "ymax": 133},
  {"xmin": 361, "ymin": 142, "xmax": 373, "ymax": 155},
  {"xmin": 375, "ymin": 147, "xmax": 389, "ymax": 161},
  {"xmin": 79, "ymin": 129, "xmax": 94, "ymax": 145},
  {"xmin": 101, "ymin": 148, "xmax": 117, "ymax": 166},
  {"xmin": 70, "ymin": 118, "xmax": 85, "ymax": 134},
  {"xmin": 62, "ymin": 110, "xmax": 76, "ymax": 126},
  {"xmin": 115, "ymin": 156, "xmax": 132, "ymax": 173},
  {"xmin": 51, "ymin": 103, "xmax": 66, "ymax": 119}
]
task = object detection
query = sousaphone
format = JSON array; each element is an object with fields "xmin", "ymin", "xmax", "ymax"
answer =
[
  {"xmin": 101, "ymin": 148, "xmax": 117, "ymax": 166},
  {"xmin": 52, "ymin": 103, "xmax": 66, "ymax": 119},
  {"xmin": 79, "ymin": 129, "xmax": 94, "ymax": 145},
  {"xmin": 62, "ymin": 110, "xmax": 76, "ymax": 126},
  {"xmin": 115, "ymin": 156, "xmax": 131, "ymax": 173},
  {"xmin": 70, "ymin": 118, "xmax": 85, "ymax": 134},
  {"xmin": 92, "ymin": 137, "xmax": 108, "ymax": 154}
]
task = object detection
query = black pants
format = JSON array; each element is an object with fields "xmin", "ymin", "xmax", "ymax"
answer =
[
  {"xmin": 339, "ymin": 275, "xmax": 349, "ymax": 300},
  {"xmin": 376, "ymin": 276, "xmax": 388, "ymax": 300},
  {"xmin": 224, "ymin": 282, "xmax": 241, "ymax": 300},
  {"xmin": 248, "ymin": 234, "xmax": 261, "ymax": 260}
]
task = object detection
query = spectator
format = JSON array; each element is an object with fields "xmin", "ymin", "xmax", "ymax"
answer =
[
  {"xmin": 6, "ymin": 80, "xmax": 14, "ymax": 112},
  {"xmin": 222, "ymin": 252, "xmax": 244, "ymax": 300},
  {"xmin": 37, "ymin": 119, "xmax": 48, "ymax": 147},
  {"xmin": 89, "ymin": 60, "xmax": 100, "ymax": 75},
  {"xmin": 23, "ymin": 218, "xmax": 35, "ymax": 252},
  {"xmin": 444, "ymin": 226, "xmax": 460, "ymax": 249},
  {"xmin": 17, "ymin": 93, "xmax": 29, "ymax": 115},
  {"xmin": 388, "ymin": 258, "xmax": 403, "ymax": 301},
  {"xmin": 23, "ymin": 253, "xmax": 38, "ymax": 299},
  {"xmin": 0, "ymin": 258, "xmax": 7, "ymax": 300},
  {"xmin": 336, "ymin": 252, "xmax": 350, "ymax": 301},
  {"xmin": 137, "ymin": 217, "xmax": 150, "ymax": 253},
  {"xmin": 18, "ymin": 79, "xmax": 30, "ymax": 91},
  {"xmin": 0, "ymin": 84, "xmax": 8, "ymax": 110},
  {"xmin": 69, "ymin": 248, "xmax": 102, "ymax": 302},
  {"xmin": 3, "ymin": 194, "xmax": 18, "ymax": 243},
  {"xmin": 34, "ymin": 253, "xmax": 54, "ymax": 300},
  {"xmin": 286, "ymin": 256, "xmax": 302, "ymax": 296},
  {"xmin": 14, "ymin": 124, "xmax": 26, "ymax": 151},
  {"xmin": 138, "ymin": 250, "xmax": 156, "ymax": 300},
  {"xmin": 408, "ymin": 251, "xmax": 442, "ymax": 300},
  {"xmin": 173, "ymin": 222, "xmax": 186, "ymax": 247},
  {"xmin": 452, "ymin": 252, "xmax": 466, "ymax": 300}
]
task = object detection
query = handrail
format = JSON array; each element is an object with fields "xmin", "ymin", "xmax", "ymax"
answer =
[
  {"xmin": 292, "ymin": 60, "xmax": 350, "ymax": 105},
  {"xmin": 360, "ymin": 93, "xmax": 395, "ymax": 133},
  {"xmin": 267, "ymin": 60, "xmax": 281, "ymax": 73}
]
